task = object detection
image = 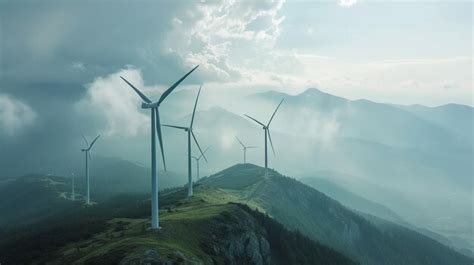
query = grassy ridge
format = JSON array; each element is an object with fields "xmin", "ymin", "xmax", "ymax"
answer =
[{"xmin": 0, "ymin": 185, "xmax": 356, "ymax": 265}]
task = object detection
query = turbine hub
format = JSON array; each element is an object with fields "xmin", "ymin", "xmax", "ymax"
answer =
[{"xmin": 141, "ymin": 102, "xmax": 153, "ymax": 109}]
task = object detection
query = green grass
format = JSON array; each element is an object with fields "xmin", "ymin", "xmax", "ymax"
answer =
[{"xmin": 54, "ymin": 188, "xmax": 241, "ymax": 264}]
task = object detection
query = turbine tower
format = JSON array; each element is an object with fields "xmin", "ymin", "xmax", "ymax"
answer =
[
  {"xmin": 120, "ymin": 65, "xmax": 198, "ymax": 229},
  {"xmin": 163, "ymin": 86, "xmax": 207, "ymax": 197},
  {"xmin": 81, "ymin": 134, "xmax": 100, "ymax": 205},
  {"xmin": 192, "ymin": 146, "xmax": 210, "ymax": 180},
  {"xmin": 71, "ymin": 172, "xmax": 75, "ymax": 201},
  {"xmin": 244, "ymin": 98, "xmax": 284, "ymax": 170},
  {"xmin": 235, "ymin": 136, "xmax": 257, "ymax": 164}
]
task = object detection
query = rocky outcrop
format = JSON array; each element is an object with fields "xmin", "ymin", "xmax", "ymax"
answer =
[{"xmin": 206, "ymin": 209, "xmax": 272, "ymax": 265}]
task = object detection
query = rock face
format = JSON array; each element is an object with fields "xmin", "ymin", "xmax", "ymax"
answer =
[
  {"xmin": 207, "ymin": 209, "xmax": 272, "ymax": 265},
  {"xmin": 120, "ymin": 208, "xmax": 272, "ymax": 265}
]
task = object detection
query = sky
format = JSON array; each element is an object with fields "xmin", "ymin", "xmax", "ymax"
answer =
[{"xmin": 0, "ymin": 0, "xmax": 472, "ymax": 166}]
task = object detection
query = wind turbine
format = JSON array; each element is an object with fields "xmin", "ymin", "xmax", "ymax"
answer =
[
  {"xmin": 120, "ymin": 65, "xmax": 199, "ymax": 229},
  {"xmin": 235, "ymin": 136, "xmax": 258, "ymax": 164},
  {"xmin": 81, "ymin": 134, "xmax": 100, "ymax": 205},
  {"xmin": 244, "ymin": 98, "xmax": 284, "ymax": 170},
  {"xmin": 71, "ymin": 172, "xmax": 75, "ymax": 201},
  {"xmin": 162, "ymin": 86, "xmax": 207, "ymax": 197},
  {"xmin": 192, "ymin": 146, "xmax": 210, "ymax": 180}
]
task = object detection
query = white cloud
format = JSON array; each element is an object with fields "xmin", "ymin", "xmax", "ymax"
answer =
[
  {"xmin": 338, "ymin": 0, "xmax": 358, "ymax": 7},
  {"xmin": 0, "ymin": 94, "xmax": 37, "ymax": 135},
  {"xmin": 163, "ymin": 0, "xmax": 286, "ymax": 83},
  {"xmin": 76, "ymin": 68, "xmax": 153, "ymax": 136},
  {"xmin": 162, "ymin": 0, "xmax": 472, "ymax": 107}
]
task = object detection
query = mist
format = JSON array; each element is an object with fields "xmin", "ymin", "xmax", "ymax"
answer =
[{"xmin": 0, "ymin": 0, "xmax": 472, "ymax": 263}]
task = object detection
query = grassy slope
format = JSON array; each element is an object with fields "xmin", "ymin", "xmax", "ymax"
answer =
[{"xmin": 0, "ymin": 186, "xmax": 356, "ymax": 265}]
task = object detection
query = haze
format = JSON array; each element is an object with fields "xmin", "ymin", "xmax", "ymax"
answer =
[{"xmin": 0, "ymin": 0, "xmax": 472, "ymax": 261}]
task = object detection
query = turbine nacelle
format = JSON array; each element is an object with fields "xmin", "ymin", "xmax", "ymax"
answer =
[{"xmin": 141, "ymin": 102, "xmax": 159, "ymax": 109}]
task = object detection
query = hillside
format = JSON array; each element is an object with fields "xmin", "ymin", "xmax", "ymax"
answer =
[
  {"xmin": 299, "ymin": 175, "xmax": 405, "ymax": 224},
  {"xmin": 0, "ymin": 174, "xmax": 79, "ymax": 228},
  {"xmin": 298, "ymin": 174, "xmax": 471, "ymax": 256},
  {"xmin": 199, "ymin": 164, "xmax": 473, "ymax": 265},
  {"xmin": 0, "ymin": 168, "xmax": 186, "ymax": 230},
  {"xmin": 0, "ymin": 186, "xmax": 356, "ymax": 265}
]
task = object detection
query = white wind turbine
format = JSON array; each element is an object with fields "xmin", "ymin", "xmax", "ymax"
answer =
[
  {"xmin": 162, "ymin": 86, "xmax": 207, "ymax": 197},
  {"xmin": 71, "ymin": 172, "xmax": 75, "ymax": 201},
  {"xmin": 192, "ymin": 146, "xmax": 210, "ymax": 181},
  {"xmin": 244, "ymin": 98, "xmax": 284, "ymax": 170},
  {"xmin": 81, "ymin": 134, "xmax": 100, "ymax": 205},
  {"xmin": 120, "ymin": 65, "xmax": 198, "ymax": 229},
  {"xmin": 235, "ymin": 136, "xmax": 257, "ymax": 164}
]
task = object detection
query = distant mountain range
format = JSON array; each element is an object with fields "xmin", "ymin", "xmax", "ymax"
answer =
[
  {"xmin": 246, "ymin": 88, "xmax": 472, "ymax": 252},
  {"xmin": 252, "ymin": 88, "xmax": 471, "ymax": 150}
]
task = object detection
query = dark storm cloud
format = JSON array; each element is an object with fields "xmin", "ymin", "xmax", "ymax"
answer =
[
  {"xmin": 0, "ymin": 0, "xmax": 201, "ymax": 87},
  {"xmin": 0, "ymin": 1, "xmax": 203, "ymax": 177}
]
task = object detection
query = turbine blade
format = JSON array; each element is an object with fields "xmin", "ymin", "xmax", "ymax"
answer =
[
  {"xmin": 155, "ymin": 108, "xmax": 167, "ymax": 171},
  {"xmin": 244, "ymin": 114, "xmax": 265, "ymax": 127},
  {"xmin": 203, "ymin": 146, "xmax": 211, "ymax": 154},
  {"xmin": 267, "ymin": 129, "xmax": 276, "ymax": 156},
  {"xmin": 199, "ymin": 146, "xmax": 211, "ymax": 161},
  {"xmin": 247, "ymin": 146, "xmax": 259, "ymax": 149},
  {"xmin": 89, "ymin": 134, "xmax": 101, "ymax": 149},
  {"xmin": 267, "ymin": 98, "xmax": 284, "ymax": 127},
  {"xmin": 88, "ymin": 150, "xmax": 92, "ymax": 160},
  {"xmin": 158, "ymin": 65, "xmax": 199, "ymax": 105},
  {"xmin": 81, "ymin": 134, "xmax": 89, "ymax": 147},
  {"xmin": 120, "ymin": 76, "xmax": 152, "ymax": 103},
  {"xmin": 190, "ymin": 85, "xmax": 202, "ymax": 129},
  {"xmin": 235, "ymin": 136, "xmax": 245, "ymax": 148},
  {"xmin": 191, "ymin": 131, "xmax": 207, "ymax": 162},
  {"xmin": 162, "ymin": 124, "xmax": 188, "ymax": 130}
]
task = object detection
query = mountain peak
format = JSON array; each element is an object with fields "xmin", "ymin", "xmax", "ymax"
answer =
[
  {"xmin": 200, "ymin": 163, "xmax": 275, "ymax": 189},
  {"xmin": 301, "ymin": 87, "xmax": 325, "ymax": 95}
]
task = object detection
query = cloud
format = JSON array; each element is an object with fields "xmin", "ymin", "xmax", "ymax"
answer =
[
  {"xmin": 1, "ymin": 2, "xmax": 189, "ymax": 85},
  {"xmin": 289, "ymin": 106, "xmax": 341, "ymax": 146},
  {"xmin": 0, "ymin": 94, "xmax": 37, "ymax": 135},
  {"xmin": 338, "ymin": 0, "xmax": 358, "ymax": 7},
  {"xmin": 76, "ymin": 68, "xmax": 151, "ymax": 137},
  {"xmin": 163, "ymin": 0, "xmax": 286, "ymax": 83}
]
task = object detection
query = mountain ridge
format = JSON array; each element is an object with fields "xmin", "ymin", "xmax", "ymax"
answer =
[{"xmin": 199, "ymin": 163, "xmax": 473, "ymax": 265}]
